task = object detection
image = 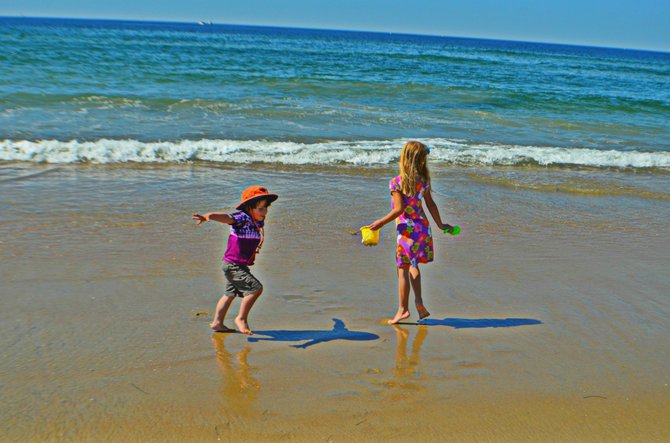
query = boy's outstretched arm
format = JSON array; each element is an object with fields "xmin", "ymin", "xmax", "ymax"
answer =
[
  {"xmin": 423, "ymin": 189, "xmax": 454, "ymax": 232},
  {"xmin": 192, "ymin": 212, "xmax": 235, "ymax": 225}
]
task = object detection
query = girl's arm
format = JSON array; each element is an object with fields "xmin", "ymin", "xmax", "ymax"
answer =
[
  {"xmin": 192, "ymin": 212, "xmax": 235, "ymax": 225},
  {"xmin": 368, "ymin": 191, "xmax": 405, "ymax": 230},
  {"xmin": 423, "ymin": 188, "xmax": 454, "ymax": 232}
]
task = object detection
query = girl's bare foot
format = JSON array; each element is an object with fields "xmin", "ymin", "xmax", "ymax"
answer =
[
  {"xmin": 210, "ymin": 322, "xmax": 235, "ymax": 333},
  {"xmin": 235, "ymin": 317, "xmax": 254, "ymax": 335},
  {"xmin": 387, "ymin": 310, "xmax": 411, "ymax": 325},
  {"xmin": 416, "ymin": 304, "xmax": 431, "ymax": 320}
]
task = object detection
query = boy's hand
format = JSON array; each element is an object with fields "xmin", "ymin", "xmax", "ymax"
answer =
[{"xmin": 192, "ymin": 213, "xmax": 208, "ymax": 225}]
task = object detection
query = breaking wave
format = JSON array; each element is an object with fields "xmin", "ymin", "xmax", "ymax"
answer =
[{"xmin": 1, "ymin": 138, "xmax": 668, "ymax": 170}]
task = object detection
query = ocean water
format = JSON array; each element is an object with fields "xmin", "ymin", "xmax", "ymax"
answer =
[{"xmin": 1, "ymin": 16, "xmax": 669, "ymax": 171}]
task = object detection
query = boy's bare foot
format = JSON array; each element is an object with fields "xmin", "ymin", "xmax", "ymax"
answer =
[
  {"xmin": 416, "ymin": 304, "xmax": 431, "ymax": 320},
  {"xmin": 210, "ymin": 322, "xmax": 235, "ymax": 333},
  {"xmin": 235, "ymin": 317, "xmax": 254, "ymax": 335},
  {"xmin": 387, "ymin": 310, "xmax": 411, "ymax": 325}
]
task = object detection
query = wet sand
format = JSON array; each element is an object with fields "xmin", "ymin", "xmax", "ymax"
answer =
[{"xmin": 1, "ymin": 163, "xmax": 669, "ymax": 441}]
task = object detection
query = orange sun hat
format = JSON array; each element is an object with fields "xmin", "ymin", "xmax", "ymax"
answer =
[{"xmin": 235, "ymin": 186, "xmax": 279, "ymax": 210}]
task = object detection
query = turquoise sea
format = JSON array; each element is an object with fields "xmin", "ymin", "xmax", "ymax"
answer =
[{"xmin": 1, "ymin": 16, "xmax": 669, "ymax": 169}]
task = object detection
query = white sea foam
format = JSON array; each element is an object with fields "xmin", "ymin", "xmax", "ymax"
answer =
[{"xmin": 1, "ymin": 138, "xmax": 668, "ymax": 169}]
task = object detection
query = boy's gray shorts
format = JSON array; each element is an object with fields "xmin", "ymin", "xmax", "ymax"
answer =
[{"xmin": 222, "ymin": 262, "xmax": 263, "ymax": 298}]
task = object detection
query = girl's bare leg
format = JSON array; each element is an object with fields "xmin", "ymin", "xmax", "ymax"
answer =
[
  {"xmin": 410, "ymin": 266, "xmax": 430, "ymax": 319},
  {"xmin": 235, "ymin": 288, "xmax": 263, "ymax": 335},
  {"xmin": 211, "ymin": 295, "xmax": 236, "ymax": 332},
  {"xmin": 388, "ymin": 266, "xmax": 411, "ymax": 324}
]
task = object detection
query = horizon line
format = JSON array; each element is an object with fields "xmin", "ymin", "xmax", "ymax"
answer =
[{"xmin": 3, "ymin": 15, "xmax": 669, "ymax": 55}]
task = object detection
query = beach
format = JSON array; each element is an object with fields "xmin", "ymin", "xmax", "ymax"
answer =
[
  {"xmin": 2, "ymin": 17, "xmax": 670, "ymax": 441},
  {"xmin": 1, "ymin": 163, "xmax": 669, "ymax": 441}
]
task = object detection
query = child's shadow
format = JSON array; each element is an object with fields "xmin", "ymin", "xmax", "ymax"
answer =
[
  {"xmin": 414, "ymin": 317, "xmax": 543, "ymax": 328},
  {"xmin": 249, "ymin": 318, "xmax": 379, "ymax": 349}
]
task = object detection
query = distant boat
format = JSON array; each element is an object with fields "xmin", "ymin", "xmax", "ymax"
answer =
[{"xmin": 197, "ymin": 21, "xmax": 215, "ymax": 26}]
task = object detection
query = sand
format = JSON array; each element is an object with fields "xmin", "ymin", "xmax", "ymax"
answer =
[{"xmin": 1, "ymin": 163, "xmax": 669, "ymax": 441}]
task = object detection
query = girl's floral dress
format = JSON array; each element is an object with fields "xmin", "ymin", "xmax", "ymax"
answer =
[{"xmin": 389, "ymin": 176, "xmax": 434, "ymax": 268}]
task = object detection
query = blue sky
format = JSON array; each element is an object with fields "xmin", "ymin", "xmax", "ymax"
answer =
[{"xmin": 1, "ymin": 0, "xmax": 669, "ymax": 52}]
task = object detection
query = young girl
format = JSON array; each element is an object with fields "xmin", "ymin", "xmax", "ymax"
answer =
[
  {"xmin": 192, "ymin": 186, "xmax": 278, "ymax": 335},
  {"xmin": 368, "ymin": 141, "xmax": 455, "ymax": 325}
]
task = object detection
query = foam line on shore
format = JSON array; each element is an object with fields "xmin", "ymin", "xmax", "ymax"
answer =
[{"xmin": 1, "ymin": 138, "xmax": 669, "ymax": 170}]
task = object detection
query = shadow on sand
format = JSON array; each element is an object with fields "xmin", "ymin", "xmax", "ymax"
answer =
[
  {"xmin": 410, "ymin": 317, "xmax": 543, "ymax": 329},
  {"xmin": 248, "ymin": 318, "xmax": 379, "ymax": 349}
]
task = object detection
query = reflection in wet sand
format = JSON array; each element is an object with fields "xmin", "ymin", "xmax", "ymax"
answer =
[
  {"xmin": 211, "ymin": 334, "xmax": 260, "ymax": 418},
  {"xmin": 388, "ymin": 325, "xmax": 428, "ymax": 394}
]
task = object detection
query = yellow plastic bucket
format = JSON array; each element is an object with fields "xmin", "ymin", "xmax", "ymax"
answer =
[{"xmin": 360, "ymin": 226, "xmax": 379, "ymax": 246}]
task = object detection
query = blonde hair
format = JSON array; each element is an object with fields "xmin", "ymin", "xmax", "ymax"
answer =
[{"xmin": 398, "ymin": 141, "xmax": 430, "ymax": 197}]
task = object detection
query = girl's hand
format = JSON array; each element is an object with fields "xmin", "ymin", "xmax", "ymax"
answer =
[
  {"xmin": 192, "ymin": 213, "xmax": 208, "ymax": 225},
  {"xmin": 368, "ymin": 219, "xmax": 383, "ymax": 231},
  {"xmin": 442, "ymin": 223, "xmax": 454, "ymax": 233}
]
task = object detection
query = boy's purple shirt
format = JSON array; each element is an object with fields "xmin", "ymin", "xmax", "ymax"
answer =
[{"xmin": 223, "ymin": 211, "xmax": 264, "ymax": 266}]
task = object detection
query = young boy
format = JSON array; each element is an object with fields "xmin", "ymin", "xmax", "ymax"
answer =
[{"xmin": 192, "ymin": 186, "xmax": 278, "ymax": 335}]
